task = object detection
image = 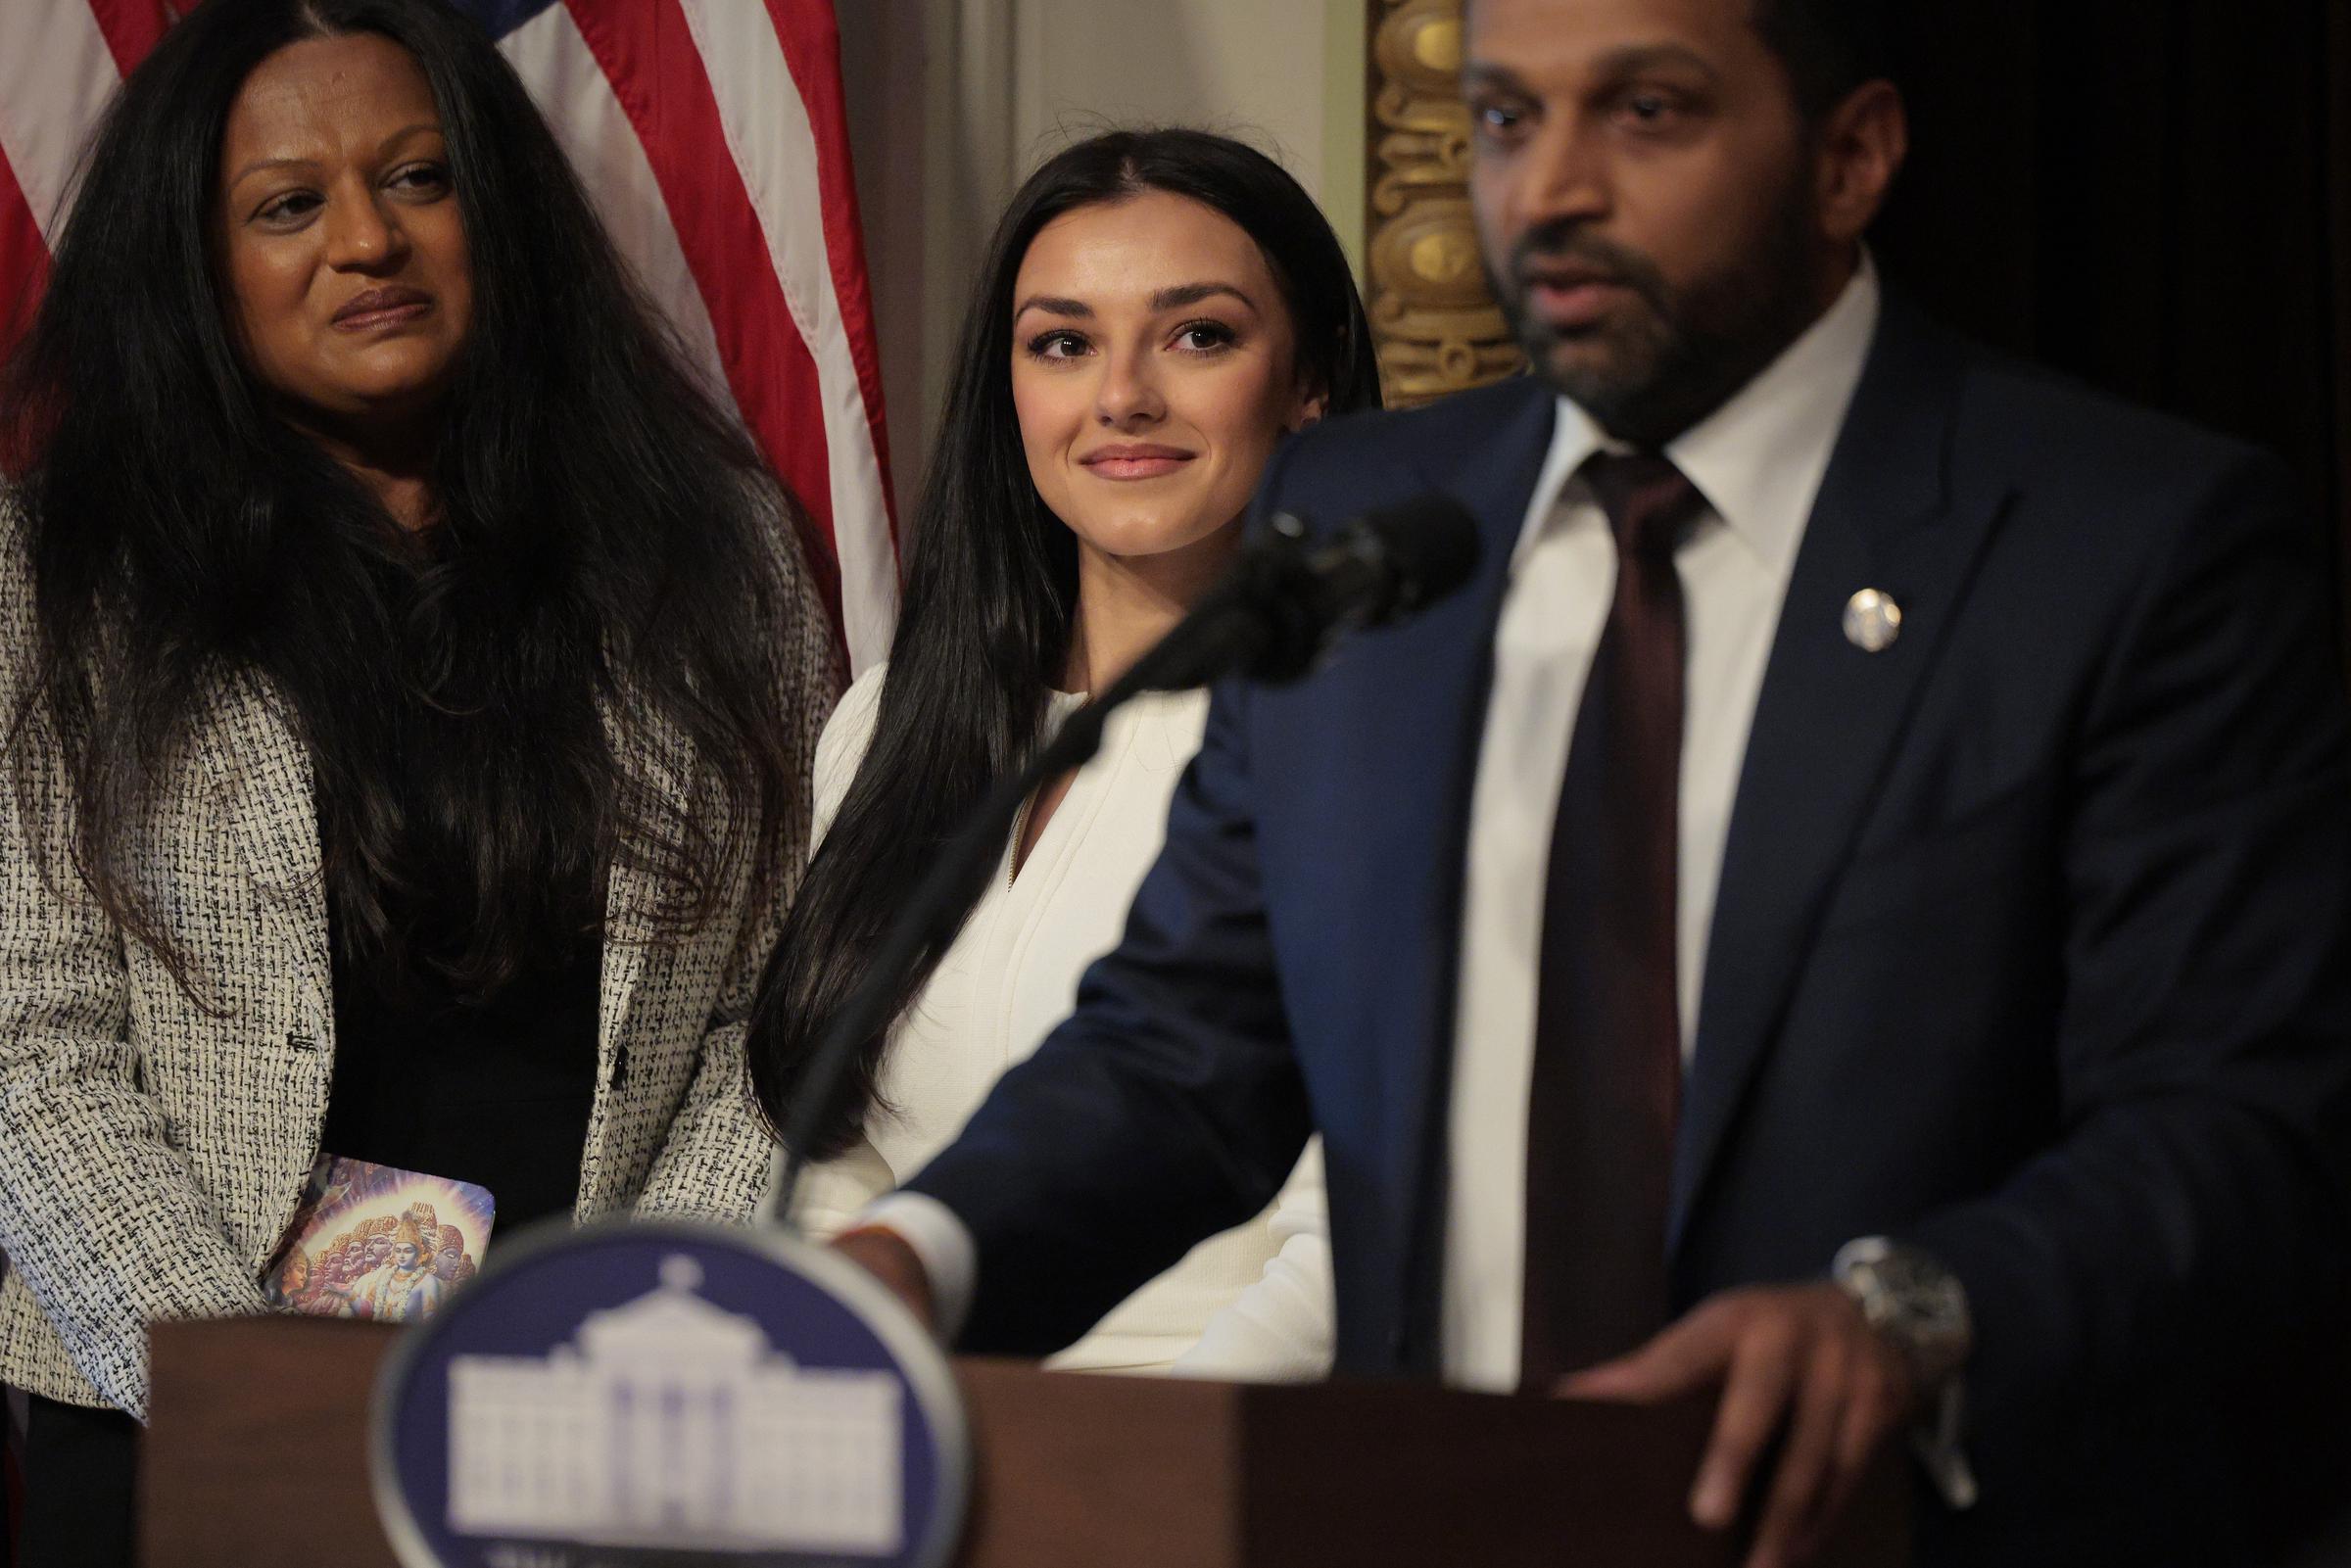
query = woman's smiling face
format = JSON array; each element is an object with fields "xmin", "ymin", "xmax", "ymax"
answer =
[{"xmin": 1009, "ymin": 189, "xmax": 1324, "ymax": 571}]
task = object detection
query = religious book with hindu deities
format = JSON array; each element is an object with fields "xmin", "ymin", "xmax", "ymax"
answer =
[{"xmin": 261, "ymin": 1155, "xmax": 495, "ymax": 1323}]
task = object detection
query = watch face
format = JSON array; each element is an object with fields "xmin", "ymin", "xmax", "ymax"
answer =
[{"xmin": 1863, "ymin": 1252, "xmax": 1971, "ymax": 1352}]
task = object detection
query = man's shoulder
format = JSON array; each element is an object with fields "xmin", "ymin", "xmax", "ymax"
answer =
[
  {"xmin": 1975, "ymin": 359, "xmax": 2272, "ymax": 479},
  {"xmin": 1873, "ymin": 314, "xmax": 2320, "ymax": 657},
  {"xmin": 1898, "ymin": 309, "xmax": 2292, "ymax": 513}
]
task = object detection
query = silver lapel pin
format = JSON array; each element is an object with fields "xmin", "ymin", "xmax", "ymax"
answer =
[{"xmin": 1843, "ymin": 588, "xmax": 1902, "ymax": 652}]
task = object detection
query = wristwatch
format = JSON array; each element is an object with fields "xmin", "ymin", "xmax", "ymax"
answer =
[
  {"xmin": 1832, "ymin": 1236, "xmax": 1980, "ymax": 1510},
  {"xmin": 1831, "ymin": 1235, "xmax": 1972, "ymax": 1388}
]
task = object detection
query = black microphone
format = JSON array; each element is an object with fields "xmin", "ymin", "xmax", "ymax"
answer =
[
  {"xmin": 1287, "ymin": 493, "xmax": 1484, "ymax": 625},
  {"xmin": 771, "ymin": 495, "xmax": 1482, "ymax": 1219},
  {"xmin": 1126, "ymin": 493, "xmax": 1484, "ymax": 690}
]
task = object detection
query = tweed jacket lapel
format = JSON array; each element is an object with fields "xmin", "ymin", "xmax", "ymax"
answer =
[
  {"xmin": 595, "ymin": 696, "xmax": 697, "ymax": 1059},
  {"xmin": 191, "ymin": 666, "xmax": 333, "ymax": 1033},
  {"xmin": 580, "ymin": 694, "xmax": 745, "ymax": 1209}
]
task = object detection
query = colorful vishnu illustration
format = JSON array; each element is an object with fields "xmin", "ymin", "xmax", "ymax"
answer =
[{"xmin": 263, "ymin": 1157, "xmax": 493, "ymax": 1321}]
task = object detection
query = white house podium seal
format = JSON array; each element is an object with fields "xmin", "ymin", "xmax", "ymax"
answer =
[{"xmin": 371, "ymin": 1219, "xmax": 968, "ymax": 1568}]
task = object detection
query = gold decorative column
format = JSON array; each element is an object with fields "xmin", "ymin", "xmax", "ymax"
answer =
[{"xmin": 1365, "ymin": 0, "xmax": 1525, "ymax": 407}]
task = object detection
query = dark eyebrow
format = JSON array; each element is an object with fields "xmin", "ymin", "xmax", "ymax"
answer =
[
  {"xmin": 1013, "ymin": 294, "xmax": 1091, "ymax": 320},
  {"xmin": 1151, "ymin": 281, "xmax": 1257, "ymax": 313},
  {"xmin": 1462, "ymin": 62, "xmax": 1533, "ymax": 96},
  {"xmin": 1014, "ymin": 282, "xmax": 1260, "ymax": 321},
  {"xmin": 1463, "ymin": 44, "xmax": 1719, "ymax": 94},
  {"xmin": 1590, "ymin": 42, "xmax": 1720, "ymax": 83},
  {"xmin": 226, "ymin": 122, "xmax": 443, "ymax": 190},
  {"xmin": 227, "ymin": 155, "xmax": 320, "ymax": 189},
  {"xmin": 376, "ymin": 120, "xmax": 445, "ymax": 156}
]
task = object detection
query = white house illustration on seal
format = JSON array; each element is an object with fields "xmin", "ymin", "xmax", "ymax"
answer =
[{"xmin": 445, "ymin": 1255, "xmax": 905, "ymax": 1555}]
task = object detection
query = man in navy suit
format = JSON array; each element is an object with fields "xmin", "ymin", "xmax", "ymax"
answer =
[{"xmin": 837, "ymin": 0, "xmax": 2351, "ymax": 1561}]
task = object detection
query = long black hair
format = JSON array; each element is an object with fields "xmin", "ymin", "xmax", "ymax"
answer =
[
  {"xmin": 1, "ymin": 0, "xmax": 825, "ymax": 1002},
  {"xmin": 749, "ymin": 128, "xmax": 1380, "ymax": 1157}
]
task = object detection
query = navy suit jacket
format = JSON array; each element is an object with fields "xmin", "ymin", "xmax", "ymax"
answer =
[{"xmin": 906, "ymin": 297, "xmax": 2351, "ymax": 1564}]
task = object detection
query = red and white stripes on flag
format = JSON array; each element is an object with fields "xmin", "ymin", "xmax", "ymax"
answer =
[{"xmin": 0, "ymin": 0, "xmax": 899, "ymax": 671}]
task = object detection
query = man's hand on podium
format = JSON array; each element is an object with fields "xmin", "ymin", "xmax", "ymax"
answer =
[
  {"xmin": 833, "ymin": 1227, "xmax": 937, "ymax": 1334},
  {"xmin": 1557, "ymin": 1282, "xmax": 1917, "ymax": 1568}
]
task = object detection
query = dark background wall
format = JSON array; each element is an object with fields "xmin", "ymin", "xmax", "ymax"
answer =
[{"xmin": 1873, "ymin": 0, "xmax": 2351, "ymax": 646}]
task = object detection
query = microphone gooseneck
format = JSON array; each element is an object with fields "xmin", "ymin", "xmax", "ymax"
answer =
[{"xmin": 772, "ymin": 495, "xmax": 1481, "ymax": 1221}]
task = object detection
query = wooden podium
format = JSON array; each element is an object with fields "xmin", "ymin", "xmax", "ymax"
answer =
[{"xmin": 142, "ymin": 1317, "xmax": 1907, "ymax": 1567}]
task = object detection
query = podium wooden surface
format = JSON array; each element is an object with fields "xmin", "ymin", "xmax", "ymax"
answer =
[{"xmin": 143, "ymin": 1317, "xmax": 1907, "ymax": 1567}]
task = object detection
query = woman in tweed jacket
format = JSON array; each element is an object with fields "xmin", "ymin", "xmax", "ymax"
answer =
[{"xmin": 0, "ymin": 1, "xmax": 838, "ymax": 1552}]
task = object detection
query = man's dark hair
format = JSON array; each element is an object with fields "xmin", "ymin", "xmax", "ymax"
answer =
[
  {"xmin": 1457, "ymin": 0, "xmax": 1898, "ymax": 123},
  {"xmin": 1752, "ymin": 0, "xmax": 1897, "ymax": 120}
]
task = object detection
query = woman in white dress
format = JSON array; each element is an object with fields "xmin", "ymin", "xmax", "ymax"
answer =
[{"xmin": 751, "ymin": 130, "xmax": 1380, "ymax": 1377}]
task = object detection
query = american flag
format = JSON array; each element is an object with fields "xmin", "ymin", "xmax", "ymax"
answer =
[{"xmin": 0, "ymin": 0, "xmax": 899, "ymax": 671}]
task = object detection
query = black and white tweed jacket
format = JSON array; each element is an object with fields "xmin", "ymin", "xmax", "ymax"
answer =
[{"xmin": 0, "ymin": 492, "xmax": 840, "ymax": 1415}]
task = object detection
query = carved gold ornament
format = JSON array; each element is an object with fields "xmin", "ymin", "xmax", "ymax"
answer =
[{"xmin": 1366, "ymin": 0, "xmax": 1526, "ymax": 406}]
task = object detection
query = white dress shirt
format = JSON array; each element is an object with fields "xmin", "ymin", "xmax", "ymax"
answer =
[
  {"xmin": 1444, "ymin": 261, "xmax": 1879, "ymax": 1390},
  {"xmin": 874, "ymin": 261, "xmax": 1882, "ymax": 1388}
]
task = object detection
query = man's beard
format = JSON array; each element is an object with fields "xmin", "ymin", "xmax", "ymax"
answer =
[{"xmin": 1486, "ymin": 177, "xmax": 1826, "ymax": 448}]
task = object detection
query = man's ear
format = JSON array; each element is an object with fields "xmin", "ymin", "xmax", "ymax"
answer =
[{"xmin": 1815, "ymin": 78, "xmax": 1907, "ymax": 246}]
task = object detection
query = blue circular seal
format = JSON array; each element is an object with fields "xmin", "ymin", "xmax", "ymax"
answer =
[{"xmin": 371, "ymin": 1219, "xmax": 968, "ymax": 1568}]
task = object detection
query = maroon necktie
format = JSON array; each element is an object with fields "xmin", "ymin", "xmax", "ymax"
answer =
[{"xmin": 1518, "ymin": 451, "xmax": 1703, "ymax": 1387}]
